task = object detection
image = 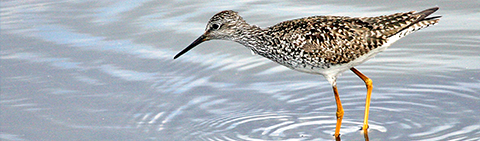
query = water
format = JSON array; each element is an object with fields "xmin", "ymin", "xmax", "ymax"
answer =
[{"xmin": 2, "ymin": 0, "xmax": 480, "ymax": 140}]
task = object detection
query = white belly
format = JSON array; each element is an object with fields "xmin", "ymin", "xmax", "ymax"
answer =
[{"xmin": 292, "ymin": 35, "xmax": 401, "ymax": 85}]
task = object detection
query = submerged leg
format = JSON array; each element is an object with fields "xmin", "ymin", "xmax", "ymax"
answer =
[
  {"xmin": 350, "ymin": 67, "xmax": 373, "ymax": 131},
  {"xmin": 332, "ymin": 84, "xmax": 344, "ymax": 137},
  {"xmin": 363, "ymin": 129, "xmax": 370, "ymax": 141}
]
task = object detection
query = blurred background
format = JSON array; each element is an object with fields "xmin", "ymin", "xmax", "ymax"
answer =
[{"xmin": 2, "ymin": 0, "xmax": 479, "ymax": 140}]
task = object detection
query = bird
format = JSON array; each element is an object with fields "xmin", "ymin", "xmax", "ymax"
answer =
[{"xmin": 173, "ymin": 7, "xmax": 441, "ymax": 137}]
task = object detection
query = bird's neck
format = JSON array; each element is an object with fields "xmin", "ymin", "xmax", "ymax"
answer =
[{"xmin": 231, "ymin": 24, "xmax": 271, "ymax": 56}]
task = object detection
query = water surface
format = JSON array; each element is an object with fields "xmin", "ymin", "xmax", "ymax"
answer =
[{"xmin": 2, "ymin": 0, "xmax": 480, "ymax": 140}]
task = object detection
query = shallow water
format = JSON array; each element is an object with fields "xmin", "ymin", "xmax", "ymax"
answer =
[{"xmin": 2, "ymin": 0, "xmax": 480, "ymax": 140}]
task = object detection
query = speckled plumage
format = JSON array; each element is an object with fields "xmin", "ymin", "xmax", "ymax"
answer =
[
  {"xmin": 175, "ymin": 8, "xmax": 440, "ymax": 83},
  {"xmin": 174, "ymin": 7, "xmax": 440, "ymax": 137}
]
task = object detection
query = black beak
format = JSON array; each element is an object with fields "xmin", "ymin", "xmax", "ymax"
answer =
[{"xmin": 173, "ymin": 34, "xmax": 208, "ymax": 59}]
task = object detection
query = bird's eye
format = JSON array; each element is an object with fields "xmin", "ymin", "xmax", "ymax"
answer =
[{"xmin": 211, "ymin": 24, "xmax": 220, "ymax": 30}]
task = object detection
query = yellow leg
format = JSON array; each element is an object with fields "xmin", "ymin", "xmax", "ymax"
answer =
[
  {"xmin": 350, "ymin": 67, "xmax": 372, "ymax": 131},
  {"xmin": 332, "ymin": 85, "xmax": 344, "ymax": 137},
  {"xmin": 363, "ymin": 129, "xmax": 370, "ymax": 141}
]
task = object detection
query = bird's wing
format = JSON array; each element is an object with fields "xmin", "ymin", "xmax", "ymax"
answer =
[
  {"xmin": 268, "ymin": 16, "xmax": 375, "ymax": 64},
  {"xmin": 266, "ymin": 8, "xmax": 439, "ymax": 65}
]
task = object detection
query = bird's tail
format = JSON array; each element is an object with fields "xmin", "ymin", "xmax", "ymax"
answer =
[{"xmin": 395, "ymin": 7, "xmax": 441, "ymax": 38}]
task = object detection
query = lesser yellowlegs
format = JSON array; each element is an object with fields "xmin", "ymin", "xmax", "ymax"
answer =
[{"xmin": 174, "ymin": 7, "xmax": 440, "ymax": 137}]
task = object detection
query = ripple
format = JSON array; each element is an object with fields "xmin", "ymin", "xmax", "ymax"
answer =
[
  {"xmin": 0, "ymin": 132, "xmax": 27, "ymax": 141},
  {"xmin": 3, "ymin": 0, "xmax": 480, "ymax": 140},
  {"xmin": 410, "ymin": 123, "xmax": 480, "ymax": 141},
  {"xmin": 133, "ymin": 68, "xmax": 480, "ymax": 140},
  {"xmin": 180, "ymin": 112, "xmax": 337, "ymax": 140},
  {"xmin": 147, "ymin": 103, "xmax": 389, "ymax": 141}
]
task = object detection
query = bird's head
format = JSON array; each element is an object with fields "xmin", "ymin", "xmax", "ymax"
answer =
[{"xmin": 174, "ymin": 10, "xmax": 246, "ymax": 59}]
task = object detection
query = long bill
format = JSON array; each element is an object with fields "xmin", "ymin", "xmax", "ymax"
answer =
[{"xmin": 173, "ymin": 34, "xmax": 208, "ymax": 59}]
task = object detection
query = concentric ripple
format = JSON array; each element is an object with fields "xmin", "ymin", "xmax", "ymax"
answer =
[{"xmin": 2, "ymin": 1, "xmax": 480, "ymax": 141}]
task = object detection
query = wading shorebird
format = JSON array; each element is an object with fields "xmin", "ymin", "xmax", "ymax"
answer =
[{"xmin": 174, "ymin": 7, "xmax": 440, "ymax": 137}]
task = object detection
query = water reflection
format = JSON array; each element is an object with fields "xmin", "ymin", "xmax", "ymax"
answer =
[{"xmin": 2, "ymin": 0, "xmax": 480, "ymax": 140}]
